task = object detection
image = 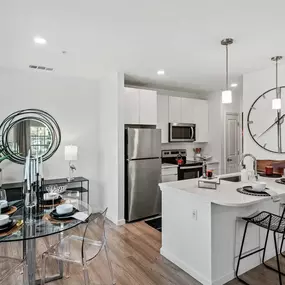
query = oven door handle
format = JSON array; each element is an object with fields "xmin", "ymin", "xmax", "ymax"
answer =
[{"xmin": 180, "ymin": 166, "xmax": 203, "ymax": 170}]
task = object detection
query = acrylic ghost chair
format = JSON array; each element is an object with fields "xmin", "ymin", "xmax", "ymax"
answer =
[{"xmin": 41, "ymin": 208, "xmax": 115, "ymax": 285}]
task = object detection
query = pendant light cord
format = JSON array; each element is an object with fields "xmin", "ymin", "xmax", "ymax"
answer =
[
  {"xmin": 276, "ymin": 59, "xmax": 279, "ymax": 98},
  {"xmin": 226, "ymin": 44, "xmax": 229, "ymax": 90}
]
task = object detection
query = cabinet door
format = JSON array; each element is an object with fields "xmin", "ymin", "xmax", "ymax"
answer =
[
  {"xmin": 161, "ymin": 174, "xmax": 178, "ymax": 183},
  {"xmin": 157, "ymin": 95, "xmax": 169, "ymax": 143},
  {"xmin": 193, "ymin": 99, "xmax": 209, "ymax": 142},
  {"xmin": 124, "ymin": 88, "xmax": 140, "ymax": 124},
  {"xmin": 169, "ymin": 96, "xmax": 181, "ymax": 123},
  {"xmin": 181, "ymin": 98, "xmax": 195, "ymax": 123},
  {"xmin": 139, "ymin": 89, "xmax": 157, "ymax": 125}
]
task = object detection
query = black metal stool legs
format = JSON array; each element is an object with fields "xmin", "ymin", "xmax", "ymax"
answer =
[
  {"xmin": 280, "ymin": 232, "xmax": 285, "ymax": 257},
  {"xmin": 236, "ymin": 221, "xmax": 250, "ymax": 285},
  {"xmin": 262, "ymin": 230, "xmax": 285, "ymax": 279},
  {"xmin": 236, "ymin": 222, "xmax": 284, "ymax": 285},
  {"xmin": 274, "ymin": 232, "xmax": 283, "ymax": 285}
]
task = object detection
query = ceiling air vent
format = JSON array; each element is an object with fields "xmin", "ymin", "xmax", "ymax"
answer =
[{"xmin": 29, "ymin": 65, "xmax": 54, "ymax": 71}]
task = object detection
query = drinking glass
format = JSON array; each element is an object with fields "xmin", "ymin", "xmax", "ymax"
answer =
[
  {"xmin": 0, "ymin": 189, "xmax": 7, "ymax": 214},
  {"xmin": 25, "ymin": 192, "xmax": 37, "ymax": 224},
  {"xmin": 46, "ymin": 185, "xmax": 58, "ymax": 210}
]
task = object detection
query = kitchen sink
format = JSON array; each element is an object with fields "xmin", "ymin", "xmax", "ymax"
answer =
[{"xmin": 220, "ymin": 175, "xmax": 241, "ymax": 182}]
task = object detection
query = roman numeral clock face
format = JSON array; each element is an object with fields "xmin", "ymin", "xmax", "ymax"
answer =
[{"xmin": 247, "ymin": 86, "xmax": 285, "ymax": 153}]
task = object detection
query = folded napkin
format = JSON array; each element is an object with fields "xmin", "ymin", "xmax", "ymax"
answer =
[
  {"xmin": 264, "ymin": 189, "xmax": 280, "ymax": 202},
  {"xmin": 72, "ymin": 212, "xmax": 89, "ymax": 222}
]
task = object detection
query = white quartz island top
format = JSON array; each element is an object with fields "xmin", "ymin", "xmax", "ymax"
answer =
[{"xmin": 159, "ymin": 172, "xmax": 285, "ymax": 207}]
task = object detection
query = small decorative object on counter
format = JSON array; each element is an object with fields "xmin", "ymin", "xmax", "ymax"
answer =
[
  {"xmin": 193, "ymin": 148, "xmax": 202, "ymax": 160},
  {"xmin": 198, "ymin": 176, "xmax": 220, "ymax": 190},
  {"xmin": 176, "ymin": 154, "xmax": 184, "ymax": 166},
  {"xmin": 265, "ymin": 166, "xmax": 273, "ymax": 176},
  {"xmin": 206, "ymin": 170, "xmax": 213, "ymax": 178}
]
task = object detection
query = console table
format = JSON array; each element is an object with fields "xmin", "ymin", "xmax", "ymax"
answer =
[{"xmin": 3, "ymin": 176, "xmax": 90, "ymax": 204}]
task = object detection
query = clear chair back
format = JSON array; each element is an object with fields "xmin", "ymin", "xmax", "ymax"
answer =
[{"xmin": 81, "ymin": 208, "xmax": 107, "ymax": 264}]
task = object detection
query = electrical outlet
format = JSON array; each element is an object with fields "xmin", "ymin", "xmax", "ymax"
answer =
[{"xmin": 192, "ymin": 209, "xmax": 198, "ymax": 220}]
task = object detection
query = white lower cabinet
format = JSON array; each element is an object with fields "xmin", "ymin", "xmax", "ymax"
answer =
[{"xmin": 162, "ymin": 174, "xmax": 178, "ymax": 183}]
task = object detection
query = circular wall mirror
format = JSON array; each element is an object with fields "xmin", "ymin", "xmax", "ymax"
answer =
[{"xmin": 0, "ymin": 109, "xmax": 61, "ymax": 164}]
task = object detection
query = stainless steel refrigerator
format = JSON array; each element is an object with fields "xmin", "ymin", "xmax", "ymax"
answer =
[{"xmin": 125, "ymin": 127, "xmax": 161, "ymax": 222}]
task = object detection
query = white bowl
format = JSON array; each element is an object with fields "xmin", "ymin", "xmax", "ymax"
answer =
[
  {"xmin": 43, "ymin": 193, "xmax": 59, "ymax": 201},
  {"xmin": 0, "ymin": 200, "xmax": 8, "ymax": 208},
  {"xmin": 251, "ymin": 181, "xmax": 266, "ymax": 192},
  {"xmin": 0, "ymin": 214, "xmax": 10, "ymax": 226},
  {"xmin": 56, "ymin": 204, "xmax": 73, "ymax": 215}
]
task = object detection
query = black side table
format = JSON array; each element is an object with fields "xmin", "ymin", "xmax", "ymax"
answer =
[{"xmin": 43, "ymin": 176, "xmax": 90, "ymax": 204}]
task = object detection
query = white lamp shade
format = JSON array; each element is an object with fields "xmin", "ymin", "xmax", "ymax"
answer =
[
  {"xmin": 222, "ymin": 90, "xmax": 232, "ymax": 104},
  {"xmin": 65, "ymin": 145, "xmax": 78, "ymax": 161},
  {"xmin": 272, "ymin": 98, "xmax": 282, "ymax": 110}
]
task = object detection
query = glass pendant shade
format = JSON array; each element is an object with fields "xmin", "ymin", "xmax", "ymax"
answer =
[
  {"xmin": 222, "ymin": 90, "xmax": 232, "ymax": 104},
  {"xmin": 272, "ymin": 98, "xmax": 282, "ymax": 110}
]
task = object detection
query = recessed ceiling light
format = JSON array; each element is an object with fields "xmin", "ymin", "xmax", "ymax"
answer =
[
  {"xmin": 34, "ymin": 37, "xmax": 47, "ymax": 45},
  {"xmin": 231, "ymin": 83, "xmax": 238, "ymax": 87},
  {"xmin": 157, "ymin": 70, "xmax": 165, "ymax": 75}
]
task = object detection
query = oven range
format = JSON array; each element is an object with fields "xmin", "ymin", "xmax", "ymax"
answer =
[{"xmin": 161, "ymin": 149, "xmax": 204, "ymax": 180}]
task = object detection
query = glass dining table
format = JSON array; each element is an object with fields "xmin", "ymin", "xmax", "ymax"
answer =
[{"xmin": 0, "ymin": 196, "xmax": 93, "ymax": 285}]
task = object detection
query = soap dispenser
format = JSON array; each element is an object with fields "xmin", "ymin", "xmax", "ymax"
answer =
[{"xmin": 241, "ymin": 165, "xmax": 248, "ymax": 182}]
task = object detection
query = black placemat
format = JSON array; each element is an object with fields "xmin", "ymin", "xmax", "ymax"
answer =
[{"xmin": 237, "ymin": 187, "xmax": 270, "ymax": 197}]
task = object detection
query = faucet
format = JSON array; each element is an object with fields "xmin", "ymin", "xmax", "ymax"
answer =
[
  {"xmin": 202, "ymin": 158, "xmax": 207, "ymax": 178},
  {"xmin": 240, "ymin": 153, "xmax": 258, "ymax": 181}
]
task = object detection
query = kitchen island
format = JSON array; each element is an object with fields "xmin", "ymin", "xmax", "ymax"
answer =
[{"xmin": 159, "ymin": 174, "xmax": 285, "ymax": 285}]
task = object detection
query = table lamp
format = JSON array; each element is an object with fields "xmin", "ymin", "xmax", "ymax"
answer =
[{"xmin": 65, "ymin": 145, "xmax": 78, "ymax": 181}]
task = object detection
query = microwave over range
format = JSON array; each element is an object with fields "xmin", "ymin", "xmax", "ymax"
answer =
[{"xmin": 169, "ymin": 123, "xmax": 196, "ymax": 142}]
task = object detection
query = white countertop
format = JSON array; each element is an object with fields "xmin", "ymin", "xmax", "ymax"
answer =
[
  {"xmin": 206, "ymin": 161, "xmax": 219, "ymax": 165},
  {"xmin": 159, "ymin": 173, "xmax": 285, "ymax": 207},
  {"xmin": 161, "ymin": 163, "xmax": 178, "ymax": 169}
]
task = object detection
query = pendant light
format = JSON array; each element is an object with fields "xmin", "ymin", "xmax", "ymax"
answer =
[
  {"xmin": 271, "ymin": 56, "xmax": 282, "ymax": 110},
  {"xmin": 221, "ymin": 38, "xmax": 234, "ymax": 104}
]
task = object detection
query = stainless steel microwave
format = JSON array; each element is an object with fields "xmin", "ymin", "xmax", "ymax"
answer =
[{"xmin": 169, "ymin": 123, "xmax": 196, "ymax": 142}]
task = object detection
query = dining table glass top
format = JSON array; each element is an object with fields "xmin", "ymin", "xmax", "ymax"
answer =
[{"xmin": 0, "ymin": 196, "xmax": 93, "ymax": 242}]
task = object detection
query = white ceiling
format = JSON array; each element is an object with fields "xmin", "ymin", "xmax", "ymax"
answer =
[{"xmin": 1, "ymin": 0, "xmax": 285, "ymax": 94}]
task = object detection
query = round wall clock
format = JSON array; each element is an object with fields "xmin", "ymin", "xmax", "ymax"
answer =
[{"xmin": 247, "ymin": 86, "xmax": 285, "ymax": 153}]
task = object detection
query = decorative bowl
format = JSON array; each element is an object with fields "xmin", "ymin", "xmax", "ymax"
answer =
[
  {"xmin": 56, "ymin": 204, "xmax": 73, "ymax": 215},
  {"xmin": 0, "ymin": 200, "xmax": 8, "ymax": 208},
  {"xmin": 45, "ymin": 184, "xmax": 68, "ymax": 194},
  {"xmin": 43, "ymin": 193, "xmax": 59, "ymax": 201},
  {"xmin": 251, "ymin": 182, "xmax": 266, "ymax": 192},
  {"xmin": 0, "ymin": 214, "xmax": 10, "ymax": 226}
]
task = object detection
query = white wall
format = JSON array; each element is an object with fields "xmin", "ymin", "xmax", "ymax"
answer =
[
  {"xmin": 161, "ymin": 142, "xmax": 208, "ymax": 159},
  {"xmin": 0, "ymin": 67, "xmax": 101, "ymax": 208},
  {"xmin": 98, "ymin": 72, "xmax": 125, "ymax": 225},
  {"xmin": 243, "ymin": 65, "xmax": 285, "ymax": 160}
]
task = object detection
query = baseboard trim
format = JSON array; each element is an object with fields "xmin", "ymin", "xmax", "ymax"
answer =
[
  {"xmin": 106, "ymin": 214, "xmax": 125, "ymax": 226},
  {"xmin": 160, "ymin": 247, "xmax": 212, "ymax": 285},
  {"xmin": 116, "ymin": 219, "xmax": 126, "ymax": 226}
]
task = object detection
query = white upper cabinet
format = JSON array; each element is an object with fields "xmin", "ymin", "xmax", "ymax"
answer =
[
  {"xmin": 157, "ymin": 95, "xmax": 169, "ymax": 143},
  {"xmin": 139, "ymin": 89, "xmax": 157, "ymax": 125},
  {"xmin": 193, "ymin": 99, "xmax": 208, "ymax": 142},
  {"xmin": 124, "ymin": 87, "xmax": 157, "ymax": 125},
  {"xmin": 124, "ymin": 87, "xmax": 140, "ymax": 124},
  {"xmin": 181, "ymin": 97, "xmax": 195, "ymax": 123},
  {"xmin": 169, "ymin": 96, "xmax": 181, "ymax": 123}
]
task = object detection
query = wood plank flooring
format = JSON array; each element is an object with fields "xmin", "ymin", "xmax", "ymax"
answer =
[{"xmin": 1, "ymin": 219, "xmax": 285, "ymax": 284}]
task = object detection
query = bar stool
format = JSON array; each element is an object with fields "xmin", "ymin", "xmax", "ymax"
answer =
[{"xmin": 236, "ymin": 208, "xmax": 285, "ymax": 285}]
